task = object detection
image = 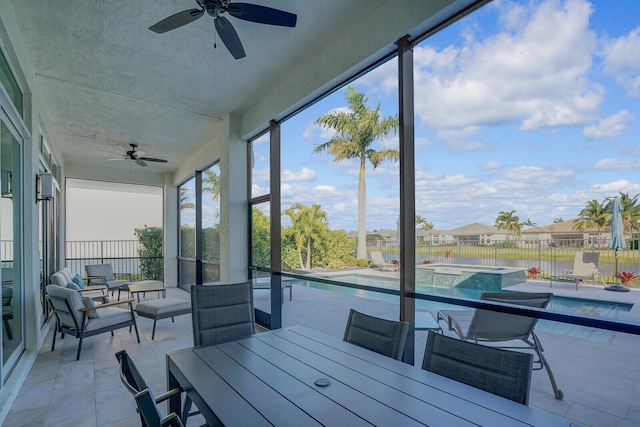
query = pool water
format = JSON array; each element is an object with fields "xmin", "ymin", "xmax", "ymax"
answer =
[{"xmin": 300, "ymin": 274, "xmax": 633, "ymax": 343}]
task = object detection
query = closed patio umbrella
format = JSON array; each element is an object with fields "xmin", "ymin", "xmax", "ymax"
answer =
[{"xmin": 606, "ymin": 197, "xmax": 629, "ymax": 292}]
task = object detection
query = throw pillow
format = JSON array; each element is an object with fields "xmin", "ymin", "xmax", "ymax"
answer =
[
  {"xmin": 68, "ymin": 282, "xmax": 81, "ymax": 291},
  {"xmin": 72, "ymin": 274, "xmax": 85, "ymax": 289},
  {"xmin": 81, "ymin": 296, "xmax": 100, "ymax": 319}
]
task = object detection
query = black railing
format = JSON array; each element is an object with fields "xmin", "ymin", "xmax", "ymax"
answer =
[
  {"xmin": 65, "ymin": 240, "xmax": 164, "ymax": 280},
  {"xmin": 371, "ymin": 237, "xmax": 640, "ymax": 283}
]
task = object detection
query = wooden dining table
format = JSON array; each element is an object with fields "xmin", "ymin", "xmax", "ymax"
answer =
[{"xmin": 166, "ymin": 326, "xmax": 575, "ymax": 426}]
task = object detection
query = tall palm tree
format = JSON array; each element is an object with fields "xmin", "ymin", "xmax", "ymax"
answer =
[
  {"xmin": 553, "ymin": 217, "xmax": 564, "ymax": 223},
  {"xmin": 314, "ymin": 87, "xmax": 399, "ymax": 259},
  {"xmin": 573, "ymin": 199, "xmax": 608, "ymax": 248},
  {"xmin": 284, "ymin": 203, "xmax": 328, "ymax": 269},
  {"xmin": 495, "ymin": 210, "xmax": 521, "ymax": 240}
]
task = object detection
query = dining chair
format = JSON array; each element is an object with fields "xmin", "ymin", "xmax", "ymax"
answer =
[
  {"xmin": 438, "ymin": 291, "xmax": 563, "ymax": 400},
  {"xmin": 115, "ymin": 349, "xmax": 196, "ymax": 427},
  {"xmin": 191, "ymin": 282, "xmax": 255, "ymax": 347},
  {"xmin": 187, "ymin": 282, "xmax": 256, "ymax": 421},
  {"xmin": 343, "ymin": 308, "xmax": 409, "ymax": 361},
  {"xmin": 134, "ymin": 388, "xmax": 185, "ymax": 427},
  {"xmin": 422, "ymin": 330, "xmax": 534, "ymax": 405}
]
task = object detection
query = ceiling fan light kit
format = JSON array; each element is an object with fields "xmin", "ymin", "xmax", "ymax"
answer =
[{"xmin": 149, "ymin": 0, "xmax": 297, "ymax": 59}]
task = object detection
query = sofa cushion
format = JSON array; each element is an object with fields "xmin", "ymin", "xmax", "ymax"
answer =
[{"xmin": 85, "ymin": 307, "xmax": 133, "ymax": 332}]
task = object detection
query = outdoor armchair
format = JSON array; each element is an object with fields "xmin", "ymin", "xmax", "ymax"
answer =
[
  {"xmin": 46, "ymin": 285, "xmax": 139, "ymax": 360},
  {"xmin": 85, "ymin": 263, "xmax": 131, "ymax": 293},
  {"xmin": 422, "ymin": 330, "xmax": 533, "ymax": 405},
  {"xmin": 437, "ymin": 291, "xmax": 563, "ymax": 400},
  {"xmin": 343, "ymin": 308, "xmax": 409, "ymax": 361}
]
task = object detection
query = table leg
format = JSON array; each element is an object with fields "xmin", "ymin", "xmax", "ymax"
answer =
[{"xmin": 167, "ymin": 362, "xmax": 182, "ymax": 417}]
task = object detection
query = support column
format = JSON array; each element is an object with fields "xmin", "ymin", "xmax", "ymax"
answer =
[
  {"xmin": 398, "ymin": 35, "xmax": 416, "ymax": 365},
  {"xmin": 220, "ymin": 114, "xmax": 248, "ymax": 283}
]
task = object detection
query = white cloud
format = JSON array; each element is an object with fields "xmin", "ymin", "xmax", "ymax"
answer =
[
  {"xmin": 583, "ymin": 110, "xmax": 634, "ymax": 139},
  {"xmin": 281, "ymin": 167, "xmax": 317, "ymax": 182},
  {"xmin": 414, "ymin": 0, "xmax": 601, "ymax": 132},
  {"xmin": 483, "ymin": 161, "xmax": 501, "ymax": 171},
  {"xmin": 594, "ymin": 158, "xmax": 640, "ymax": 170},
  {"xmin": 601, "ymin": 27, "xmax": 640, "ymax": 97}
]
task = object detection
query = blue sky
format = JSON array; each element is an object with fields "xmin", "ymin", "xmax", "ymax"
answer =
[{"xmin": 253, "ymin": 0, "xmax": 640, "ymax": 232}]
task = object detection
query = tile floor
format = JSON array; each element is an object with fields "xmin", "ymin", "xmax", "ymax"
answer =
[{"xmin": 4, "ymin": 280, "xmax": 640, "ymax": 426}]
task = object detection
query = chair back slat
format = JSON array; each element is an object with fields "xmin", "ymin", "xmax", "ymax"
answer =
[
  {"xmin": 423, "ymin": 331, "xmax": 533, "ymax": 405},
  {"xmin": 115, "ymin": 349, "xmax": 149, "ymax": 396},
  {"xmin": 343, "ymin": 309, "xmax": 409, "ymax": 361},
  {"xmin": 191, "ymin": 282, "xmax": 255, "ymax": 347}
]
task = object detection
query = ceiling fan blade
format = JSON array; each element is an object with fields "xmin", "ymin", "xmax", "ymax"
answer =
[
  {"xmin": 149, "ymin": 8, "xmax": 204, "ymax": 34},
  {"xmin": 139, "ymin": 157, "xmax": 168, "ymax": 163},
  {"xmin": 226, "ymin": 3, "xmax": 297, "ymax": 27},
  {"xmin": 215, "ymin": 16, "xmax": 246, "ymax": 59},
  {"xmin": 135, "ymin": 159, "xmax": 148, "ymax": 167},
  {"xmin": 106, "ymin": 158, "xmax": 127, "ymax": 161}
]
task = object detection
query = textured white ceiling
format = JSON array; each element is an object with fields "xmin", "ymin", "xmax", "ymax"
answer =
[{"xmin": 9, "ymin": 0, "xmax": 466, "ymax": 174}]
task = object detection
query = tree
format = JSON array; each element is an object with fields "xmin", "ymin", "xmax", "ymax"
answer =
[
  {"xmin": 283, "ymin": 203, "xmax": 328, "ymax": 269},
  {"xmin": 553, "ymin": 217, "xmax": 564, "ymax": 223},
  {"xmin": 202, "ymin": 169, "xmax": 220, "ymax": 200},
  {"xmin": 180, "ymin": 187, "xmax": 195, "ymax": 210},
  {"xmin": 520, "ymin": 218, "xmax": 536, "ymax": 228},
  {"xmin": 134, "ymin": 226, "xmax": 163, "ymax": 280},
  {"xmin": 416, "ymin": 214, "xmax": 434, "ymax": 230},
  {"xmin": 573, "ymin": 199, "xmax": 607, "ymax": 247},
  {"xmin": 251, "ymin": 208, "xmax": 271, "ymax": 267},
  {"xmin": 495, "ymin": 210, "xmax": 521, "ymax": 239},
  {"xmin": 313, "ymin": 87, "xmax": 399, "ymax": 259}
]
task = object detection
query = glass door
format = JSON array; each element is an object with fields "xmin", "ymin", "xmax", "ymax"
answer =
[{"xmin": 1, "ymin": 118, "xmax": 23, "ymax": 379}]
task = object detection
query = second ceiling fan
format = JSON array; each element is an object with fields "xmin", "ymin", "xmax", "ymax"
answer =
[{"xmin": 149, "ymin": 0, "xmax": 297, "ymax": 59}]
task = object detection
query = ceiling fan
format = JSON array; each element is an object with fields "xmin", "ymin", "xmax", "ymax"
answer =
[
  {"xmin": 107, "ymin": 144, "xmax": 168, "ymax": 167},
  {"xmin": 148, "ymin": 0, "xmax": 297, "ymax": 59}
]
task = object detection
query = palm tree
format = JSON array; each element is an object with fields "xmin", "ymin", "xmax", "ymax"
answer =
[
  {"xmin": 416, "ymin": 215, "xmax": 434, "ymax": 230},
  {"xmin": 314, "ymin": 87, "xmax": 399, "ymax": 259},
  {"xmin": 179, "ymin": 187, "xmax": 195, "ymax": 210},
  {"xmin": 573, "ymin": 200, "xmax": 608, "ymax": 248},
  {"xmin": 520, "ymin": 218, "xmax": 536, "ymax": 228},
  {"xmin": 495, "ymin": 210, "xmax": 521, "ymax": 240},
  {"xmin": 553, "ymin": 217, "xmax": 564, "ymax": 223},
  {"xmin": 284, "ymin": 203, "xmax": 328, "ymax": 269}
]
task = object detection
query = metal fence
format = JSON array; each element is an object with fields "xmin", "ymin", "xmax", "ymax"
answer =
[
  {"xmin": 65, "ymin": 240, "xmax": 163, "ymax": 280},
  {"xmin": 373, "ymin": 237, "xmax": 640, "ymax": 283}
]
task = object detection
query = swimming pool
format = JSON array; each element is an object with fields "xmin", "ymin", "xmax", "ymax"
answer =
[{"xmin": 299, "ymin": 273, "xmax": 633, "ymax": 343}]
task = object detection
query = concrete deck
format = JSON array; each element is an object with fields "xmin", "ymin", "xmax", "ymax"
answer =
[{"xmin": 3, "ymin": 279, "xmax": 640, "ymax": 426}]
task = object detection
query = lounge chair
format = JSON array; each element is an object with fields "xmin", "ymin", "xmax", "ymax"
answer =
[
  {"xmin": 422, "ymin": 330, "xmax": 533, "ymax": 405},
  {"xmin": 343, "ymin": 308, "xmax": 409, "ymax": 361},
  {"xmin": 554, "ymin": 252, "xmax": 603, "ymax": 290},
  {"xmin": 369, "ymin": 250, "xmax": 396, "ymax": 271},
  {"xmin": 85, "ymin": 264, "xmax": 131, "ymax": 294},
  {"xmin": 436, "ymin": 291, "xmax": 563, "ymax": 400}
]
